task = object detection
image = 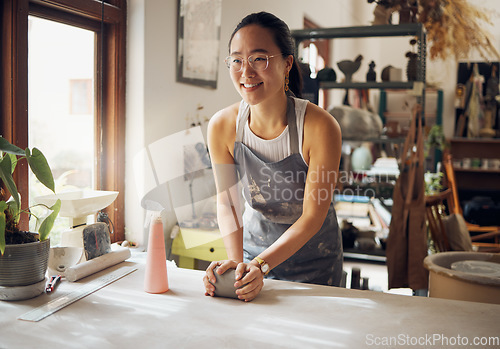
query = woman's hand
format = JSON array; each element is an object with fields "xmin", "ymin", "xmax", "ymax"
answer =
[
  {"xmin": 204, "ymin": 260, "xmax": 238, "ymax": 297},
  {"xmin": 234, "ymin": 262, "xmax": 264, "ymax": 302},
  {"xmin": 204, "ymin": 260, "xmax": 264, "ymax": 301}
]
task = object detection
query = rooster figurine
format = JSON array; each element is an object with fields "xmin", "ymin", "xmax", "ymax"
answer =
[{"xmin": 337, "ymin": 55, "xmax": 363, "ymax": 82}]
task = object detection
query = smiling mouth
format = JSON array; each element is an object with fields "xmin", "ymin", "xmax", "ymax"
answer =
[{"xmin": 242, "ymin": 82, "xmax": 263, "ymax": 88}]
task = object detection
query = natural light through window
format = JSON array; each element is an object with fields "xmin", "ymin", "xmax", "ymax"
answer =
[{"xmin": 28, "ymin": 16, "xmax": 95, "ymax": 245}]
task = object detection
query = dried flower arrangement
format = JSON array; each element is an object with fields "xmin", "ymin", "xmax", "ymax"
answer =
[
  {"xmin": 367, "ymin": 0, "xmax": 500, "ymax": 61},
  {"xmin": 419, "ymin": 0, "xmax": 500, "ymax": 60}
]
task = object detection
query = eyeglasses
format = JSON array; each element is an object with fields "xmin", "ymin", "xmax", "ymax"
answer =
[{"xmin": 224, "ymin": 54, "xmax": 282, "ymax": 72}]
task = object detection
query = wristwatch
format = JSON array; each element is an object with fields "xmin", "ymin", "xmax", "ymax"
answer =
[{"xmin": 253, "ymin": 257, "xmax": 270, "ymax": 276}]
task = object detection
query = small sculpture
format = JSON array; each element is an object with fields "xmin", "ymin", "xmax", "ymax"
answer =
[
  {"xmin": 316, "ymin": 67, "xmax": 337, "ymax": 82},
  {"xmin": 399, "ymin": 0, "xmax": 419, "ymax": 24},
  {"xmin": 368, "ymin": 0, "xmax": 418, "ymax": 26},
  {"xmin": 368, "ymin": 0, "xmax": 397, "ymax": 25},
  {"xmin": 481, "ymin": 65, "xmax": 499, "ymax": 138},
  {"xmin": 366, "ymin": 61, "xmax": 377, "ymax": 82},
  {"xmin": 381, "ymin": 65, "xmax": 393, "ymax": 82},
  {"xmin": 406, "ymin": 39, "xmax": 418, "ymax": 81},
  {"xmin": 486, "ymin": 65, "xmax": 499, "ymax": 100},
  {"xmin": 337, "ymin": 55, "xmax": 363, "ymax": 82},
  {"xmin": 408, "ymin": 0, "xmax": 419, "ymax": 23}
]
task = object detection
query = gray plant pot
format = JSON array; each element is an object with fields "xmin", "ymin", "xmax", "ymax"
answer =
[{"xmin": 0, "ymin": 236, "xmax": 50, "ymax": 287}]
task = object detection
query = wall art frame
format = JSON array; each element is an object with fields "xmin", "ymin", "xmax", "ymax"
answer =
[{"xmin": 176, "ymin": 0, "xmax": 221, "ymax": 89}]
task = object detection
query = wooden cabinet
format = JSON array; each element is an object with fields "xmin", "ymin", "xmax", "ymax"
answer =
[
  {"xmin": 450, "ymin": 138, "xmax": 500, "ymax": 191},
  {"xmin": 171, "ymin": 228, "xmax": 227, "ymax": 269}
]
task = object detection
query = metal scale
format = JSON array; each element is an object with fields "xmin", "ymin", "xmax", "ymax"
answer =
[{"xmin": 35, "ymin": 190, "xmax": 118, "ymax": 261}]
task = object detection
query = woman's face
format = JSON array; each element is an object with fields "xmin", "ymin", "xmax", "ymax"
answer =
[{"xmin": 228, "ymin": 24, "xmax": 292, "ymax": 106}]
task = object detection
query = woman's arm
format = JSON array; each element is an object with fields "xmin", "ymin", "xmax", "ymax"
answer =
[
  {"xmin": 249, "ymin": 102, "xmax": 342, "ymax": 271},
  {"xmin": 204, "ymin": 104, "xmax": 265, "ymax": 301},
  {"xmin": 206, "ymin": 104, "xmax": 244, "ymax": 262}
]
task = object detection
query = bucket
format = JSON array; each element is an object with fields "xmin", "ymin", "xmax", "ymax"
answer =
[{"xmin": 423, "ymin": 252, "xmax": 500, "ymax": 304}]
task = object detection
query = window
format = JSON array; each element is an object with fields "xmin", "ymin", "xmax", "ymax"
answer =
[
  {"xmin": 70, "ymin": 79, "xmax": 93, "ymax": 115},
  {"xmin": 1, "ymin": 0, "xmax": 126, "ymax": 242},
  {"xmin": 301, "ymin": 17, "xmax": 330, "ymax": 109},
  {"xmin": 28, "ymin": 17, "xmax": 96, "ymax": 243}
]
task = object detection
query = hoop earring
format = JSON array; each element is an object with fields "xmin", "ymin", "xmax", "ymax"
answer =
[{"xmin": 284, "ymin": 72, "xmax": 289, "ymax": 92}]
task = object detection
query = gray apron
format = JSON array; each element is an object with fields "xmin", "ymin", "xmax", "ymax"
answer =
[{"xmin": 234, "ymin": 97, "xmax": 343, "ymax": 286}]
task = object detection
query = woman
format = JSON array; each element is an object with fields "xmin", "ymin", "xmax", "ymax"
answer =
[{"xmin": 204, "ymin": 12, "xmax": 342, "ymax": 301}]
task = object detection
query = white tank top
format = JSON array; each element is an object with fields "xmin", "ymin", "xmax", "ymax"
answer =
[{"xmin": 236, "ymin": 97, "xmax": 308, "ymax": 164}]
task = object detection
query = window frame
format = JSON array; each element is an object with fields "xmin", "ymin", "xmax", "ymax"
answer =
[
  {"xmin": 303, "ymin": 17, "xmax": 330, "ymax": 109},
  {"xmin": 1, "ymin": 0, "xmax": 126, "ymax": 242}
]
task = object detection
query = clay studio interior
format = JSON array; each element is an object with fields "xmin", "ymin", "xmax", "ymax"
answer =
[{"xmin": 1, "ymin": 0, "xmax": 500, "ymax": 347}]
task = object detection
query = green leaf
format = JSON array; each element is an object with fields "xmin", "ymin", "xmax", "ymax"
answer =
[
  {"xmin": 0, "ymin": 136, "xmax": 25, "ymax": 156},
  {"xmin": 0, "ymin": 155, "xmax": 20, "ymax": 210},
  {"xmin": 38, "ymin": 199, "xmax": 61, "ymax": 241},
  {"xmin": 26, "ymin": 147, "xmax": 55, "ymax": 192},
  {"xmin": 6, "ymin": 200, "xmax": 20, "ymax": 224},
  {"xmin": 0, "ymin": 201, "xmax": 7, "ymax": 255},
  {"xmin": 7, "ymin": 153, "xmax": 17, "ymax": 173}
]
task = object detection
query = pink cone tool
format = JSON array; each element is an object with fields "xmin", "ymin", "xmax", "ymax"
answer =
[{"xmin": 144, "ymin": 215, "xmax": 169, "ymax": 293}]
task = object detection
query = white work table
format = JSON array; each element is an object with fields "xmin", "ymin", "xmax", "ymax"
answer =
[{"xmin": 1, "ymin": 253, "xmax": 499, "ymax": 349}]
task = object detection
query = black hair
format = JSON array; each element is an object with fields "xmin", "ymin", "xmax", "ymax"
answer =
[{"xmin": 229, "ymin": 12, "xmax": 303, "ymax": 98}]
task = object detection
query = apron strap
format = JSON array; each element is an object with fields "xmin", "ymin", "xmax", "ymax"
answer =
[
  {"xmin": 235, "ymin": 101, "xmax": 249, "ymax": 143},
  {"xmin": 235, "ymin": 97, "xmax": 301, "ymax": 155},
  {"xmin": 286, "ymin": 97, "xmax": 300, "ymax": 154}
]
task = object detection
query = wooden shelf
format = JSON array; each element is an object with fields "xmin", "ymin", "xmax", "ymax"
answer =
[
  {"xmin": 450, "ymin": 138, "xmax": 500, "ymax": 160},
  {"xmin": 451, "ymin": 137, "xmax": 500, "ymax": 145},
  {"xmin": 343, "ymin": 137, "xmax": 405, "ymax": 144},
  {"xmin": 291, "ymin": 23, "xmax": 424, "ymax": 40},
  {"xmin": 319, "ymin": 81, "xmax": 419, "ymax": 90},
  {"xmin": 454, "ymin": 167, "xmax": 500, "ymax": 174}
]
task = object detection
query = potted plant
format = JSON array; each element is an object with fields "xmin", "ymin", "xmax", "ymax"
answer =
[{"xmin": 0, "ymin": 136, "xmax": 61, "ymax": 301}]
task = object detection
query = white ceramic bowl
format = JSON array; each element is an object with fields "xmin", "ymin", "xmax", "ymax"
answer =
[{"xmin": 48, "ymin": 246, "xmax": 83, "ymax": 276}]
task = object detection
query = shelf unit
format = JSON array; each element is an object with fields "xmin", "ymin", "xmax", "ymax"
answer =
[
  {"xmin": 292, "ymin": 24, "xmax": 428, "ymax": 262},
  {"xmin": 291, "ymin": 23, "xmax": 427, "ymax": 96},
  {"xmin": 292, "ymin": 23, "xmax": 429, "ymax": 159}
]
